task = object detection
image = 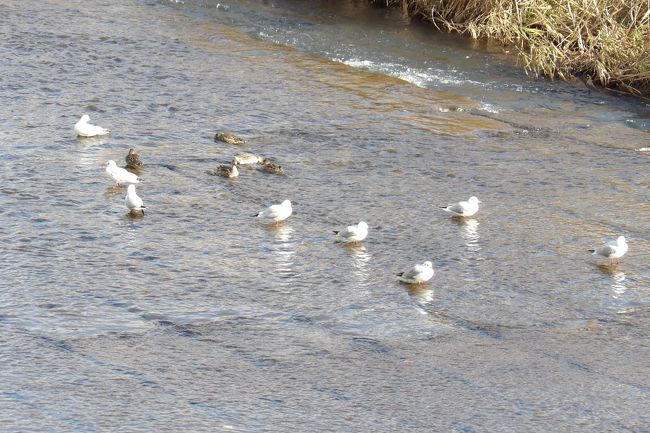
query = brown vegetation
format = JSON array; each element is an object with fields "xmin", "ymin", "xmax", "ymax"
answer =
[{"xmin": 373, "ymin": 0, "xmax": 650, "ymax": 96}]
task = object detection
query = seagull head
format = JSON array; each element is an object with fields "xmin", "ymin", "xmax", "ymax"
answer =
[
  {"xmin": 358, "ymin": 221, "xmax": 368, "ymax": 230},
  {"xmin": 617, "ymin": 236, "xmax": 627, "ymax": 245},
  {"xmin": 281, "ymin": 200, "xmax": 291, "ymax": 208},
  {"xmin": 80, "ymin": 114, "xmax": 90, "ymax": 123},
  {"xmin": 423, "ymin": 261, "xmax": 433, "ymax": 268},
  {"xmin": 127, "ymin": 184, "xmax": 136, "ymax": 194},
  {"xmin": 469, "ymin": 196, "xmax": 481, "ymax": 204},
  {"xmin": 105, "ymin": 160, "xmax": 117, "ymax": 169}
]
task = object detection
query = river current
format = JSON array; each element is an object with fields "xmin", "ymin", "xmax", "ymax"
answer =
[{"xmin": 1, "ymin": 0, "xmax": 649, "ymax": 431}]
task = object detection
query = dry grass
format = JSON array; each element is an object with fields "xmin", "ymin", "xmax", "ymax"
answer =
[{"xmin": 374, "ymin": 0, "xmax": 650, "ymax": 95}]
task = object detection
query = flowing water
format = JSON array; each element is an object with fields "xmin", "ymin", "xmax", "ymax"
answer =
[{"xmin": 1, "ymin": 0, "xmax": 649, "ymax": 431}]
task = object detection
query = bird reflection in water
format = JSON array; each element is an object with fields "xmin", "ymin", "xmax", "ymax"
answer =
[
  {"xmin": 266, "ymin": 224, "xmax": 297, "ymax": 281},
  {"xmin": 596, "ymin": 263, "xmax": 627, "ymax": 298},
  {"xmin": 406, "ymin": 285, "xmax": 434, "ymax": 312},
  {"xmin": 76, "ymin": 135, "xmax": 109, "ymax": 148},
  {"xmin": 346, "ymin": 243, "xmax": 372, "ymax": 287},
  {"xmin": 76, "ymin": 136, "xmax": 110, "ymax": 170},
  {"xmin": 454, "ymin": 217, "xmax": 480, "ymax": 252}
]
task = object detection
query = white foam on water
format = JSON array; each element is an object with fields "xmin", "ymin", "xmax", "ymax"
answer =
[{"xmin": 335, "ymin": 57, "xmax": 485, "ymax": 89}]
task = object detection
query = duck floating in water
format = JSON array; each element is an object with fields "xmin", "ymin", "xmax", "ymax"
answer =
[
  {"xmin": 233, "ymin": 152, "xmax": 264, "ymax": 165},
  {"xmin": 208, "ymin": 163, "xmax": 239, "ymax": 178},
  {"xmin": 214, "ymin": 132, "xmax": 245, "ymax": 145},
  {"xmin": 260, "ymin": 158, "xmax": 285, "ymax": 175},
  {"xmin": 125, "ymin": 148, "xmax": 143, "ymax": 169}
]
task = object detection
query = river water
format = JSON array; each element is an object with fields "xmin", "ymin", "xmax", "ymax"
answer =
[{"xmin": 1, "ymin": 0, "xmax": 649, "ymax": 431}]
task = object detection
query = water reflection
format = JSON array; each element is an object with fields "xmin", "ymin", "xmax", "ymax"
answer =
[
  {"xmin": 76, "ymin": 135, "xmax": 109, "ymax": 148},
  {"xmin": 455, "ymin": 217, "xmax": 481, "ymax": 252},
  {"xmin": 76, "ymin": 138, "xmax": 109, "ymax": 168},
  {"xmin": 406, "ymin": 285, "xmax": 434, "ymax": 310},
  {"xmin": 267, "ymin": 224, "xmax": 297, "ymax": 282},
  {"xmin": 346, "ymin": 244, "xmax": 372, "ymax": 287},
  {"xmin": 596, "ymin": 264, "xmax": 627, "ymax": 298},
  {"xmin": 269, "ymin": 224, "xmax": 293, "ymax": 243}
]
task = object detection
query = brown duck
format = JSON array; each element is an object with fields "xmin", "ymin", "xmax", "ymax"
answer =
[
  {"xmin": 207, "ymin": 163, "xmax": 239, "ymax": 178},
  {"xmin": 214, "ymin": 132, "xmax": 245, "ymax": 145},
  {"xmin": 260, "ymin": 159, "xmax": 285, "ymax": 175},
  {"xmin": 125, "ymin": 148, "xmax": 143, "ymax": 169}
]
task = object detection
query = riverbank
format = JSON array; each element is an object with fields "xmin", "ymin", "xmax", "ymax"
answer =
[{"xmin": 375, "ymin": 0, "xmax": 650, "ymax": 97}]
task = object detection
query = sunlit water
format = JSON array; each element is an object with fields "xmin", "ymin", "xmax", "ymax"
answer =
[{"xmin": 1, "ymin": 0, "xmax": 649, "ymax": 431}]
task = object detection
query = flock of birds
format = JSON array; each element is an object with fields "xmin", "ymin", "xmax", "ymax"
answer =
[{"xmin": 74, "ymin": 114, "xmax": 630, "ymax": 285}]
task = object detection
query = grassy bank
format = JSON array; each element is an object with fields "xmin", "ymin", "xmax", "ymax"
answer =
[{"xmin": 374, "ymin": 0, "xmax": 650, "ymax": 96}]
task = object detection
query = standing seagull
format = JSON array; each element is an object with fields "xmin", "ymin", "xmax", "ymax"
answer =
[
  {"xmin": 105, "ymin": 160, "xmax": 140, "ymax": 187},
  {"xmin": 74, "ymin": 114, "xmax": 110, "ymax": 137},
  {"xmin": 589, "ymin": 236, "xmax": 628, "ymax": 263},
  {"xmin": 254, "ymin": 200, "xmax": 292, "ymax": 224},
  {"xmin": 125, "ymin": 184, "xmax": 146, "ymax": 216},
  {"xmin": 442, "ymin": 196, "xmax": 481, "ymax": 217},
  {"xmin": 397, "ymin": 261, "xmax": 434, "ymax": 284},
  {"xmin": 333, "ymin": 221, "xmax": 369, "ymax": 244}
]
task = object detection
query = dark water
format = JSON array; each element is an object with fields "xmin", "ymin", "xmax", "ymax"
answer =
[{"xmin": 1, "ymin": 0, "xmax": 649, "ymax": 431}]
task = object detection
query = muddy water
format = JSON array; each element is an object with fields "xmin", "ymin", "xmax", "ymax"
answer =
[{"xmin": 0, "ymin": 0, "xmax": 648, "ymax": 431}]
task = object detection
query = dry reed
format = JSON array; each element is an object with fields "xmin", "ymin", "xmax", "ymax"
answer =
[{"xmin": 374, "ymin": 0, "xmax": 650, "ymax": 95}]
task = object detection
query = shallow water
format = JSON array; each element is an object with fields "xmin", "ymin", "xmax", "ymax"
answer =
[{"xmin": 1, "ymin": 0, "xmax": 649, "ymax": 431}]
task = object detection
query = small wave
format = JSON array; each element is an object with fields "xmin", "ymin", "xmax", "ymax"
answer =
[
  {"xmin": 477, "ymin": 102, "xmax": 501, "ymax": 114},
  {"xmin": 334, "ymin": 57, "xmax": 484, "ymax": 89}
]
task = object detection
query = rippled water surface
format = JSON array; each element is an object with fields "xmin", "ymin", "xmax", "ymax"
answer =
[{"xmin": 1, "ymin": 0, "xmax": 649, "ymax": 431}]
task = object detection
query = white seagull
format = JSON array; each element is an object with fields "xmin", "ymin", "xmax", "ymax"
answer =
[
  {"xmin": 105, "ymin": 160, "xmax": 140, "ymax": 187},
  {"xmin": 442, "ymin": 196, "xmax": 481, "ymax": 217},
  {"xmin": 74, "ymin": 114, "xmax": 110, "ymax": 137},
  {"xmin": 254, "ymin": 199, "xmax": 292, "ymax": 224},
  {"xmin": 125, "ymin": 184, "xmax": 146, "ymax": 215},
  {"xmin": 333, "ymin": 221, "xmax": 368, "ymax": 244},
  {"xmin": 589, "ymin": 236, "xmax": 628, "ymax": 263},
  {"xmin": 397, "ymin": 261, "xmax": 434, "ymax": 284}
]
